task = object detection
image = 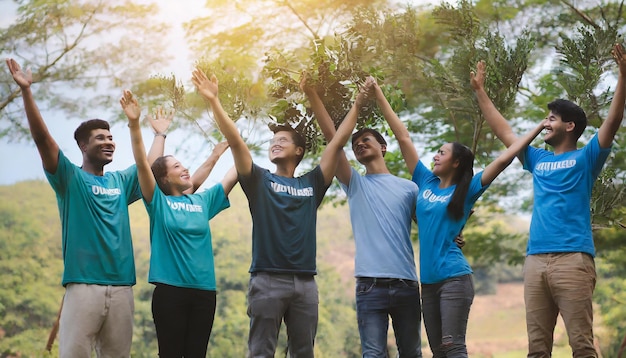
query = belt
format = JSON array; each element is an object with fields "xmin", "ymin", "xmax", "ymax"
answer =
[{"xmin": 356, "ymin": 277, "xmax": 417, "ymax": 285}]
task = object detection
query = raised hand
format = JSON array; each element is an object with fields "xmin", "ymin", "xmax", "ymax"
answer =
[
  {"xmin": 120, "ymin": 90, "xmax": 141, "ymax": 124},
  {"xmin": 613, "ymin": 43, "xmax": 626, "ymax": 74},
  {"xmin": 146, "ymin": 105, "xmax": 174, "ymax": 135},
  {"xmin": 355, "ymin": 76, "xmax": 376, "ymax": 108},
  {"xmin": 6, "ymin": 58, "xmax": 33, "ymax": 89},
  {"xmin": 211, "ymin": 141, "xmax": 230, "ymax": 157},
  {"xmin": 192, "ymin": 68, "xmax": 219, "ymax": 100},
  {"xmin": 470, "ymin": 60, "xmax": 487, "ymax": 91},
  {"xmin": 299, "ymin": 70, "xmax": 319, "ymax": 95}
]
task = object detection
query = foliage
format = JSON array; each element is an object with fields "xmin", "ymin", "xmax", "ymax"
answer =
[
  {"xmin": 5, "ymin": 0, "xmax": 626, "ymax": 353},
  {"xmin": 0, "ymin": 0, "xmax": 170, "ymax": 141},
  {"xmin": 0, "ymin": 181, "xmax": 364, "ymax": 356}
]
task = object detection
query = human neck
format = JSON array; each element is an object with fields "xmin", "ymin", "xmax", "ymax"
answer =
[
  {"xmin": 550, "ymin": 139, "xmax": 578, "ymax": 155},
  {"xmin": 273, "ymin": 162, "xmax": 297, "ymax": 178},
  {"xmin": 364, "ymin": 158, "xmax": 391, "ymax": 175},
  {"xmin": 81, "ymin": 160, "xmax": 105, "ymax": 176}
]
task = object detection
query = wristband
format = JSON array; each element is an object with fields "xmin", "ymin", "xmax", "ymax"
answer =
[{"xmin": 154, "ymin": 133, "xmax": 167, "ymax": 138}]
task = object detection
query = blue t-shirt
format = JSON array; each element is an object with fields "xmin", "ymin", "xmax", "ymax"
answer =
[
  {"xmin": 146, "ymin": 184, "xmax": 229, "ymax": 291},
  {"xmin": 412, "ymin": 161, "xmax": 488, "ymax": 284},
  {"xmin": 239, "ymin": 163, "xmax": 330, "ymax": 275},
  {"xmin": 341, "ymin": 168, "xmax": 418, "ymax": 281},
  {"xmin": 45, "ymin": 150, "xmax": 142, "ymax": 286},
  {"xmin": 523, "ymin": 133, "xmax": 610, "ymax": 256}
]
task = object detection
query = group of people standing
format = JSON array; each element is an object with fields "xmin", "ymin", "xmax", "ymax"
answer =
[{"xmin": 5, "ymin": 42, "xmax": 625, "ymax": 358}]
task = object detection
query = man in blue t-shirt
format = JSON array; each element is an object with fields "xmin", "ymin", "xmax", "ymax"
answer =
[
  {"xmin": 470, "ymin": 43, "xmax": 626, "ymax": 357},
  {"xmin": 193, "ymin": 68, "xmax": 360, "ymax": 357},
  {"xmin": 302, "ymin": 75, "xmax": 423, "ymax": 358},
  {"xmin": 6, "ymin": 58, "xmax": 172, "ymax": 357}
]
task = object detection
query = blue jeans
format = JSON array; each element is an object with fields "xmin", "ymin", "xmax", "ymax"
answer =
[
  {"xmin": 247, "ymin": 272, "xmax": 318, "ymax": 358},
  {"xmin": 356, "ymin": 277, "xmax": 423, "ymax": 358},
  {"xmin": 421, "ymin": 274, "xmax": 474, "ymax": 358}
]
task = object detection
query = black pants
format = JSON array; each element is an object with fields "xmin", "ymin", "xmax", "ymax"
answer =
[{"xmin": 152, "ymin": 283, "xmax": 217, "ymax": 358}]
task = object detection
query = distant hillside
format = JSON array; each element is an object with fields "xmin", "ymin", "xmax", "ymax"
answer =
[{"xmin": 1, "ymin": 180, "xmax": 577, "ymax": 358}]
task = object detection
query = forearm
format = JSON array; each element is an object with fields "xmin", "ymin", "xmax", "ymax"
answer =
[
  {"xmin": 128, "ymin": 124, "xmax": 156, "ymax": 200},
  {"xmin": 483, "ymin": 121, "xmax": 543, "ymax": 185},
  {"xmin": 375, "ymin": 86, "xmax": 408, "ymax": 141},
  {"xmin": 207, "ymin": 97, "xmax": 240, "ymax": 144},
  {"xmin": 206, "ymin": 97, "xmax": 252, "ymax": 174},
  {"xmin": 374, "ymin": 86, "xmax": 418, "ymax": 172},
  {"xmin": 190, "ymin": 153, "xmax": 220, "ymax": 193},
  {"xmin": 319, "ymin": 102, "xmax": 359, "ymax": 185},
  {"xmin": 474, "ymin": 88, "xmax": 517, "ymax": 147},
  {"xmin": 220, "ymin": 166, "xmax": 238, "ymax": 195},
  {"xmin": 307, "ymin": 91, "xmax": 336, "ymax": 139},
  {"xmin": 307, "ymin": 90, "xmax": 351, "ymax": 183},
  {"xmin": 22, "ymin": 87, "xmax": 59, "ymax": 171},
  {"xmin": 599, "ymin": 74, "xmax": 626, "ymax": 147},
  {"xmin": 147, "ymin": 134, "xmax": 166, "ymax": 165},
  {"xmin": 503, "ymin": 121, "xmax": 543, "ymax": 160},
  {"xmin": 333, "ymin": 103, "xmax": 359, "ymax": 149}
]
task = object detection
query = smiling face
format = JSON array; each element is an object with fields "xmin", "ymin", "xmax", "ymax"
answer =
[
  {"xmin": 432, "ymin": 143, "xmax": 459, "ymax": 177},
  {"xmin": 81, "ymin": 128, "xmax": 115, "ymax": 167},
  {"xmin": 268, "ymin": 130, "xmax": 303, "ymax": 164},
  {"xmin": 352, "ymin": 132, "xmax": 385, "ymax": 164},
  {"xmin": 543, "ymin": 111, "xmax": 573, "ymax": 147},
  {"xmin": 162, "ymin": 156, "xmax": 192, "ymax": 194}
]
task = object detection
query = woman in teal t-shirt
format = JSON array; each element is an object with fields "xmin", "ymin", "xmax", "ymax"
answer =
[{"xmin": 121, "ymin": 91, "xmax": 238, "ymax": 357}]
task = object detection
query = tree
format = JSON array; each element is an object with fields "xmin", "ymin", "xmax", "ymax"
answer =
[{"xmin": 0, "ymin": 0, "xmax": 170, "ymax": 141}]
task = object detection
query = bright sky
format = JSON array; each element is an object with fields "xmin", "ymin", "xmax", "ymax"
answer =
[
  {"xmin": 0, "ymin": 0, "xmax": 226, "ymax": 186},
  {"xmin": 0, "ymin": 0, "xmax": 435, "ymax": 186}
]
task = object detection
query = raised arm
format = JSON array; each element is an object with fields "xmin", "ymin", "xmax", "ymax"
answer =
[
  {"xmin": 318, "ymin": 79, "xmax": 370, "ymax": 186},
  {"xmin": 371, "ymin": 78, "xmax": 420, "ymax": 174},
  {"xmin": 301, "ymin": 73, "xmax": 352, "ymax": 185},
  {"xmin": 192, "ymin": 69, "xmax": 253, "ymax": 177},
  {"xmin": 146, "ymin": 105, "xmax": 174, "ymax": 165},
  {"xmin": 470, "ymin": 61, "xmax": 519, "ymax": 149},
  {"xmin": 6, "ymin": 58, "xmax": 59, "ymax": 173},
  {"xmin": 598, "ymin": 43, "xmax": 626, "ymax": 148},
  {"xmin": 480, "ymin": 119, "xmax": 545, "ymax": 186},
  {"xmin": 120, "ymin": 90, "xmax": 156, "ymax": 203},
  {"xmin": 220, "ymin": 166, "xmax": 239, "ymax": 195},
  {"xmin": 186, "ymin": 141, "xmax": 230, "ymax": 194}
]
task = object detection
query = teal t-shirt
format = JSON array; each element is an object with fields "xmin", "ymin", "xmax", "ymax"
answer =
[
  {"xmin": 45, "ymin": 150, "xmax": 141, "ymax": 286},
  {"xmin": 146, "ymin": 184, "xmax": 229, "ymax": 291},
  {"xmin": 412, "ymin": 161, "xmax": 488, "ymax": 284}
]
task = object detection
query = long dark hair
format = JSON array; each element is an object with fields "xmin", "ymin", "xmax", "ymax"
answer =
[{"xmin": 447, "ymin": 142, "xmax": 475, "ymax": 221}]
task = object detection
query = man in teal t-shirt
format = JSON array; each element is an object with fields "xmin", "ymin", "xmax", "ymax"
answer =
[{"xmin": 6, "ymin": 58, "xmax": 168, "ymax": 358}]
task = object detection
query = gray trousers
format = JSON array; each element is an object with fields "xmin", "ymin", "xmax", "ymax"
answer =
[{"xmin": 247, "ymin": 272, "xmax": 318, "ymax": 358}]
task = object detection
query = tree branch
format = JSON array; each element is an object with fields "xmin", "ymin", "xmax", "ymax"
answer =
[
  {"xmin": 281, "ymin": 0, "xmax": 319, "ymax": 40},
  {"xmin": 560, "ymin": 0, "xmax": 600, "ymax": 29}
]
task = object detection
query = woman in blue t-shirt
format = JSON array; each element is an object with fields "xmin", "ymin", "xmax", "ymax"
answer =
[
  {"xmin": 121, "ymin": 90, "xmax": 238, "ymax": 357},
  {"xmin": 369, "ymin": 77, "xmax": 545, "ymax": 357}
]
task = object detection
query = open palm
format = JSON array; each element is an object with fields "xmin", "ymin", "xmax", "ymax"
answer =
[{"xmin": 6, "ymin": 58, "xmax": 33, "ymax": 89}]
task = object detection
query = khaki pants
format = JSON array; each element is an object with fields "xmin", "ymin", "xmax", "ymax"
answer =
[
  {"xmin": 523, "ymin": 253, "xmax": 597, "ymax": 358},
  {"xmin": 59, "ymin": 284, "xmax": 134, "ymax": 358}
]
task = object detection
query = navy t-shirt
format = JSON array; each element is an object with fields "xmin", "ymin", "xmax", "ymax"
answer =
[{"xmin": 239, "ymin": 163, "xmax": 329, "ymax": 275}]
